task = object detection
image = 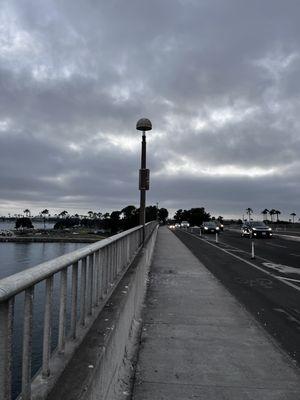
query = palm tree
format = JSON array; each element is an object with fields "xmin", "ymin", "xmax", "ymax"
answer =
[
  {"xmin": 269, "ymin": 209, "xmax": 276, "ymax": 223},
  {"xmin": 275, "ymin": 210, "xmax": 281, "ymax": 222},
  {"xmin": 245, "ymin": 208, "xmax": 253, "ymax": 222},
  {"xmin": 23, "ymin": 209, "xmax": 31, "ymax": 218},
  {"xmin": 290, "ymin": 212, "xmax": 296, "ymax": 223},
  {"xmin": 41, "ymin": 209, "xmax": 49, "ymax": 229},
  {"xmin": 59, "ymin": 210, "xmax": 68, "ymax": 219},
  {"xmin": 261, "ymin": 209, "xmax": 269, "ymax": 222}
]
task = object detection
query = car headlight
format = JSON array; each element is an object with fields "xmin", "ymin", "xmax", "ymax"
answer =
[
  {"xmin": 216, "ymin": 227, "xmax": 219, "ymax": 230},
  {"xmin": 268, "ymin": 228, "xmax": 272, "ymax": 231},
  {"xmin": 254, "ymin": 233, "xmax": 257, "ymax": 235},
  {"xmin": 204, "ymin": 227, "xmax": 208, "ymax": 230},
  {"xmin": 252, "ymin": 228, "xmax": 256, "ymax": 231}
]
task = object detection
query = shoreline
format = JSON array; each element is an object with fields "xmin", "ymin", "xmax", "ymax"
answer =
[{"xmin": 0, "ymin": 236, "xmax": 103, "ymax": 243}]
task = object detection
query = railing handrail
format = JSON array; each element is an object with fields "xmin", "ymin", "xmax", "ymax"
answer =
[{"xmin": 0, "ymin": 224, "xmax": 144, "ymax": 302}]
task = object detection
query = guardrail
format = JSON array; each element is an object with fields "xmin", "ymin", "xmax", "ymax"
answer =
[{"xmin": 0, "ymin": 221, "xmax": 157, "ymax": 400}]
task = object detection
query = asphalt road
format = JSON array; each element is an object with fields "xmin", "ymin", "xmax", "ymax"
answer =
[{"xmin": 173, "ymin": 228, "xmax": 300, "ymax": 366}]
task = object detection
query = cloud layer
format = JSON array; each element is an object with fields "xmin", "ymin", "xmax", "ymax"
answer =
[{"xmin": 1, "ymin": 0, "xmax": 300, "ymax": 220}]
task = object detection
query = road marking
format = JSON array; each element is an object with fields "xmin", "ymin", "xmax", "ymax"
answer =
[
  {"xmin": 276, "ymin": 234, "xmax": 300, "ymax": 242},
  {"xmin": 262, "ymin": 262, "xmax": 300, "ymax": 275},
  {"xmin": 273, "ymin": 308, "xmax": 300, "ymax": 325},
  {"xmin": 279, "ymin": 277, "xmax": 300, "ymax": 283},
  {"xmin": 290, "ymin": 253, "xmax": 300, "ymax": 257},
  {"xmin": 183, "ymin": 231, "xmax": 300, "ymax": 293},
  {"xmin": 265, "ymin": 242, "xmax": 287, "ymax": 248},
  {"xmin": 235, "ymin": 276, "xmax": 274, "ymax": 289}
]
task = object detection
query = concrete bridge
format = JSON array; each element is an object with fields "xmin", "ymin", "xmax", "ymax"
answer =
[{"xmin": 1, "ymin": 224, "xmax": 300, "ymax": 400}]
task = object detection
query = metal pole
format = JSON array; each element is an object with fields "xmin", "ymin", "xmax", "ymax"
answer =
[
  {"xmin": 140, "ymin": 131, "xmax": 146, "ymax": 244},
  {"xmin": 216, "ymin": 231, "xmax": 218, "ymax": 243}
]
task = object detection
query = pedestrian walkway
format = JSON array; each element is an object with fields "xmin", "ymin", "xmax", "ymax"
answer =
[{"xmin": 132, "ymin": 227, "xmax": 300, "ymax": 399}]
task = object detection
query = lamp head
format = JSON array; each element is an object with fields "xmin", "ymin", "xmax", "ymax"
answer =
[{"xmin": 136, "ymin": 118, "xmax": 152, "ymax": 131}]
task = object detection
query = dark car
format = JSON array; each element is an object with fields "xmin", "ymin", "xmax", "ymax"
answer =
[
  {"xmin": 241, "ymin": 221, "xmax": 272, "ymax": 238},
  {"xmin": 201, "ymin": 221, "xmax": 220, "ymax": 234}
]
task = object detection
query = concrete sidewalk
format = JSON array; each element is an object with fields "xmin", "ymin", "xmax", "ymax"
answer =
[{"xmin": 132, "ymin": 227, "xmax": 300, "ymax": 399}]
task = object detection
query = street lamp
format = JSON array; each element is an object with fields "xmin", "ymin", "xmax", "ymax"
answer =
[{"xmin": 136, "ymin": 118, "xmax": 152, "ymax": 243}]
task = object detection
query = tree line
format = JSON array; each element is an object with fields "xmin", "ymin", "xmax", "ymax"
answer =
[
  {"xmin": 15, "ymin": 205, "xmax": 169, "ymax": 233},
  {"xmin": 173, "ymin": 207, "xmax": 213, "ymax": 226},
  {"xmin": 245, "ymin": 208, "xmax": 297, "ymax": 223}
]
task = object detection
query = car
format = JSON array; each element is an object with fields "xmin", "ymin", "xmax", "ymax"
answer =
[
  {"xmin": 201, "ymin": 221, "xmax": 220, "ymax": 234},
  {"xmin": 217, "ymin": 223, "xmax": 224, "ymax": 231},
  {"xmin": 181, "ymin": 221, "xmax": 190, "ymax": 228},
  {"xmin": 174, "ymin": 223, "xmax": 181, "ymax": 228},
  {"xmin": 241, "ymin": 221, "xmax": 272, "ymax": 238}
]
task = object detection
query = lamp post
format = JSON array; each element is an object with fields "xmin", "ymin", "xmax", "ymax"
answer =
[{"xmin": 136, "ymin": 118, "xmax": 152, "ymax": 244}]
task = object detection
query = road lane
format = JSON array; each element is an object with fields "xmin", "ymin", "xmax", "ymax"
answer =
[
  {"xmin": 173, "ymin": 228, "xmax": 300, "ymax": 366},
  {"xmin": 206, "ymin": 229, "xmax": 300, "ymax": 270}
]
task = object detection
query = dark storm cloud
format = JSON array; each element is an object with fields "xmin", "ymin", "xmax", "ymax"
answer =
[{"xmin": 0, "ymin": 0, "xmax": 300, "ymax": 218}]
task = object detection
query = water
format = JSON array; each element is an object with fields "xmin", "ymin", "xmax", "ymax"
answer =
[
  {"xmin": 0, "ymin": 242, "xmax": 85, "ymax": 279},
  {"xmin": 0, "ymin": 241, "xmax": 87, "ymax": 398}
]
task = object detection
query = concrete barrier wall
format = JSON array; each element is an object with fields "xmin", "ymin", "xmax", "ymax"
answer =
[{"xmin": 47, "ymin": 226, "xmax": 158, "ymax": 400}]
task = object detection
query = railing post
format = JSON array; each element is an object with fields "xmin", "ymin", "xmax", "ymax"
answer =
[
  {"xmin": 100, "ymin": 249, "xmax": 106, "ymax": 299},
  {"xmin": 0, "ymin": 299, "xmax": 14, "ymax": 400},
  {"xmin": 126, "ymin": 235, "xmax": 130, "ymax": 265},
  {"xmin": 42, "ymin": 276, "xmax": 53, "ymax": 378},
  {"xmin": 94, "ymin": 251, "xmax": 100, "ymax": 306},
  {"xmin": 98, "ymin": 250, "xmax": 103, "ymax": 300},
  {"xmin": 80, "ymin": 257, "xmax": 87, "ymax": 326},
  {"xmin": 70, "ymin": 262, "xmax": 79, "ymax": 339},
  {"xmin": 113, "ymin": 241, "xmax": 117, "ymax": 279},
  {"xmin": 108, "ymin": 245, "xmax": 113, "ymax": 284},
  {"xmin": 22, "ymin": 286, "xmax": 34, "ymax": 400},
  {"xmin": 88, "ymin": 254, "xmax": 94, "ymax": 315},
  {"xmin": 58, "ymin": 269, "xmax": 67, "ymax": 353},
  {"xmin": 103, "ymin": 247, "xmax": 108, "ymax": 296}
]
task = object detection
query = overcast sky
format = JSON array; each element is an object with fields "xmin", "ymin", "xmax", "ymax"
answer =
[{"xmin": 0, "ymin": 0, "xmax": 300, "ymax": 220}]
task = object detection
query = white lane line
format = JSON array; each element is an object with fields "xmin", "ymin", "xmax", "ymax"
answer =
[
  {"xmin": 184, "ymin": 231, "xmax": 300, "ymax": 293},
  {"xmin": 279, "ymin": 277, "xmax": 300, "ymax": 283},
  {"xmin": 273, "ymin": 308, "xmax": 300, "ymax": 324},
  {"xmin": 276, "ymin": 234, "xmax": 300, "ymax": 242},
  {"xmin": 290, "ymin": 253, "xmax": 300, "ymax": 257},
  {"xmin": 226, "ymin": 249, "xmax": 245, "ymax": 253},
  {"xmin": 265, "ymin": 242, "xmax": 287, "ymax": 248}
]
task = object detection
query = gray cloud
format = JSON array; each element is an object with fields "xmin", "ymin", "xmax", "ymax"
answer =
[{"xmin": 0, "ymin": 0, "xmax": 300, "ymax": 219}]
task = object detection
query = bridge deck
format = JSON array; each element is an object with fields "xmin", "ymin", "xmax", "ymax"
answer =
[{"xmin": 132, "ymin": 226, "xmax": 300, "ymax": 399}]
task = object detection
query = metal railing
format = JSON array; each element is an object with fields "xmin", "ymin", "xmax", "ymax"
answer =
[{"xmin": 0, "ymin": 221, "xmax": 157, "ymax": 400}]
